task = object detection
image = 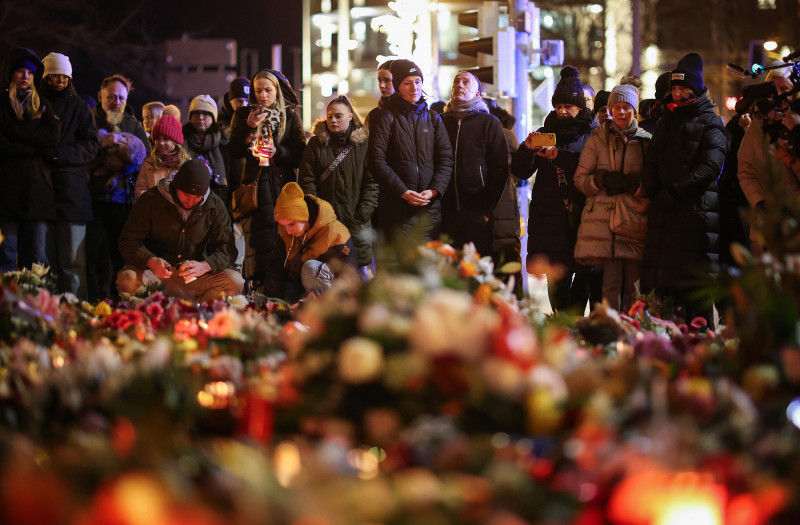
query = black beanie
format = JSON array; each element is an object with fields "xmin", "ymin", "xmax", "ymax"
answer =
[
  {"xmin": 671, "ymin": 53, "xmax": 704, "ymax": 94},
  {"xmin": 228, "ymin": 77, "xmax": 250, "ymax": 100},
  {"xmin": 390, "ymin": 59, "xmax": 423, "ymax": 90},
  {"xmin": 173, "ymin": 159, "xmax": 210, "ymax": 196},
  {"xmin": 594, "ymin": 90, "xmax": 610, "ymax": 111},
  {"xmin": 655, "ymin": 71, "xmax": 671, "ymax": 101},
  {"xmin": 551, "ymin": 66, "xmax": 586, "ymax": 108}
]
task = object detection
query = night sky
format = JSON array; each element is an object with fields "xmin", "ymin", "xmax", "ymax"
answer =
[{"xmin": 0, "ymin": 0, "xmax": 303, "ymax": 111}]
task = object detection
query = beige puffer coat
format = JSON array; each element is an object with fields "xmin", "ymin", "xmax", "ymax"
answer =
[{"xmin": 573, "ymin": 121, "xmax": 651, "ymax": 264}]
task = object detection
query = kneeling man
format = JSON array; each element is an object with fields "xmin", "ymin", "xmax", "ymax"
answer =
[{"xmin": 117, "ymin": 158, "xmax": 243, "ymax": 302}]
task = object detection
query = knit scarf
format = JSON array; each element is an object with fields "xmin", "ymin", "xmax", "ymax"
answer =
[
  {"xmin": 16, "ymin": 89, "xmax": 32, "ymax": 110},
  {"xmin": 542, "ymin": 108, "xmax": 594, "ymax": 146},
  {"xmin": 667, "ymin": 98, "xmax": 696, "ymax": 112},
  {"xmin": 610, "ymin": 119, "xmax": 638, "ymax": 143},
  {"xmin": 443, "ymin": 97, "xmax": 488, "ymax": 119},
  {"xmin": 158, "ymin": 150, "xmax": 182, "ymax": 169}
]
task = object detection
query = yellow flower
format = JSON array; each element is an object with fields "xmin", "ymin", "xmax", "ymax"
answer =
[
  {"xmin": 30, "ymin": 262, "xmax": 50, "ymax": 277},
  {"xmin": 94, "ymin": 302, "xmax": 112, "ymax": 317}
]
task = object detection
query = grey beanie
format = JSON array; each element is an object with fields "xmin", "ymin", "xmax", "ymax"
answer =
[{"xmin": 608, "ymin": 84, "xmax": 640, "ymax": 114}]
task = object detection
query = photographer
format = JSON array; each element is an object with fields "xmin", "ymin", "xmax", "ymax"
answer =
[{"xmin": 737, "ymin": 63, "xmax": 800, "ymax": 255}]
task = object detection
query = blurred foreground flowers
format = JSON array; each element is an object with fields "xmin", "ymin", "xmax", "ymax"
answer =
[{"xmin": 0, "ymin": 242, "xmax": 799, "ymax": 525}]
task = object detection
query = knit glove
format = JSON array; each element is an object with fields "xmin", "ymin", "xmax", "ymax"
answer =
[{"xmin": 596, "ymin": 170, "xmax": 629, "ymax": 196}]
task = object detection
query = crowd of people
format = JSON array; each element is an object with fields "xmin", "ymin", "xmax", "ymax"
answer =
[{"xmin": 1, "ymin": 45, "xmax": 799, "ymax": 322}]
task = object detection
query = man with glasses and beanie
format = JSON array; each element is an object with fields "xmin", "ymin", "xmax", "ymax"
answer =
[{"xmin": 116, "ymin": 158, "xmax": 243, "ymax": 302}]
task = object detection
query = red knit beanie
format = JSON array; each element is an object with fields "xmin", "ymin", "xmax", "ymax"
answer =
[{"xmin": 151, "ymin": 115, "xmax": 184, "ymax": 144}]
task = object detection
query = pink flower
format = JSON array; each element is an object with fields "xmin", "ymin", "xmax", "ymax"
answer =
[{"xmin": 690, "ymin": 316, "xmax": 708, "ymax": 331}]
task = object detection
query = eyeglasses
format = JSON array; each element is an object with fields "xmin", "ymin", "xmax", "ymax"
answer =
[{"xmin": 105, "ymin": 95, "xmax": 126, "ymax": 103}]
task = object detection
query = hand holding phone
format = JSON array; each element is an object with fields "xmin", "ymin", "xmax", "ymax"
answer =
[{"xmin": 525, "ymin": 132, "xmax": 557, "ymax": 150}]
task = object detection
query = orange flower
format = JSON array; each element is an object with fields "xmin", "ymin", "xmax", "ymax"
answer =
[
  {"xmin": 473, "ymin": 283, "xmax": 493, "ymax": 305},
  {"xmin": 459, "ymin": 259, "xmax": 479, "ymax": 278},
  {"xmin": 425, "ymin": 240, "xmax": 457, "ymax": 260}
]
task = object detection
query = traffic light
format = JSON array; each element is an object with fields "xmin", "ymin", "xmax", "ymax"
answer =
[
  {"xmin": 748, "ymin": 40, "xmax": 766, "ymax": 74},
  {"xmin": 457, "ymin": 1, "xmax": 516, "ymax": 94}
]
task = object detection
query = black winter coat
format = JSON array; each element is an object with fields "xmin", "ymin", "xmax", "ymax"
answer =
[
  {"xmin": 510, "ymin": 109, "xmax": 596, "ymax": 270},
  {"xmin": 40, "ymin": 82, "xmax": 100, "ymax": 222},
  {"xmin": 229, "ymin": 103, "xmax": 306, "ymax": 281},
  {"xmin": 367, "ymin": 94, "xmax": 453, "ymax": 239},
  {"xmin": 0, "ymin": 92, "xmax": 61, "ymax": 222},
  {"xmin": 641, "ymin": 91, "xmax": 727, "ymax": 290},
  {"xmin": 299, "ymin": 119, "xmax": 378, "ymax": 266},
  {"xmin": 441, "ymin": 106, "xmax": 509, "ymax": 216},
  {"xmin": 118, "ymin": 180, "xmax": 236, "ymax": 273}
]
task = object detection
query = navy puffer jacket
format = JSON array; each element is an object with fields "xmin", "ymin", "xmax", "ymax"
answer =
[{"xmin": 367, "ymin": 94, "xmax": 453, "ymax": 239}]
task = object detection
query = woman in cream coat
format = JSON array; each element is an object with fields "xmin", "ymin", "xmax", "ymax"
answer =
[{"xmin": 573, "ymin": 82, "xmax": 651, "ymax": 310}]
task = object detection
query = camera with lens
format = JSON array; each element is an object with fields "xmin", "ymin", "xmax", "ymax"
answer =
[{"xmin": 735, "ymin": 60, "xmax": 800, "ymax": 143}]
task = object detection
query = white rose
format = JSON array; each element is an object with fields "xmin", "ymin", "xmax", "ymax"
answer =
[
  {"xmin": 338, "ymin": 337, "xmax": 385, "ymax": 384},
  {"xmin": 409, "ymin": 288, "xmax": 498, "ymax": 361}
]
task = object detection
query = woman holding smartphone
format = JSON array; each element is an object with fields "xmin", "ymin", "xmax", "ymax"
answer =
[
  {"xmin": 510, "ymin": 66, "xmax": 597, "ymax": 313},
  {"xmin": 229, "ymin": 69, "xmax": 306, "ymax": 287}
]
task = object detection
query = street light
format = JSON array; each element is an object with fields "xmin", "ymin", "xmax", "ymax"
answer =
[{"xmin": 763, "ymin": 41, "xmax": 778, "ymax": 51}]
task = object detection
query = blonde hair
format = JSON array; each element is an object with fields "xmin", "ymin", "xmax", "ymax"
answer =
[
  {"xmin": 253, "ymin": 70, "xmax": 287, "ymax": 142},
  {"xmin": 151, "ymin": 143, "xmax": 192, "ymax": 170},
  {"xmin": 9, "ymin": 83, "xmax": 43, "ymax": 120}
]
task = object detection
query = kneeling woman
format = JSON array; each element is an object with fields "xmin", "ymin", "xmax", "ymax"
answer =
[{"xmin": 265, "ymin": 182, "xmax": 356, "ymax": 302}]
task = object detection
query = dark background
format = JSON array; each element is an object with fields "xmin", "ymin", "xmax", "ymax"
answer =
[{"xmin": 0, "ymin": 0, "xmax": 303, "ymax": 112}]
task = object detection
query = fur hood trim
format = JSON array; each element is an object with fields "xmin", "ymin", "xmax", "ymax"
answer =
[{"xmin": 312, "ymin": 118, "xmax": 368, "ymax": 146}]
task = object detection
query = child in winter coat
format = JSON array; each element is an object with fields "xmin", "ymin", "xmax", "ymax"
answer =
[{"xmin": 135, "ymin": 115, "xmax": 191, "ymax": 200}]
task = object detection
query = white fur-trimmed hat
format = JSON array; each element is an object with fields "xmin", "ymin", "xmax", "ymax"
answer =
[
  {"xmin": 42, "ymin": 52, "xmax": 72, "ymax": 78},
  {"xmin": 189, "ymin": 94, "xmax": 218, "ymax": 122}
]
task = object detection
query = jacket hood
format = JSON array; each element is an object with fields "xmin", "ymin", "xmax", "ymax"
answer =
[
  {"xmin": 157, "ymin": 176, "xmax": 210, "ymax": 208},
  {"xmin": 248, "ymin": 69, "xmax": 299, "ymax": 107},
  {"xmin": 311, "ymin": 118, "xmax": 368, "ymax": 146},
  {"xmin": 305, "ymin": 194, "xmax": 338, "ymax": 236},
  {"xmin": 5, "ymin": 47, "xmax": 44, "ymax": 87}
]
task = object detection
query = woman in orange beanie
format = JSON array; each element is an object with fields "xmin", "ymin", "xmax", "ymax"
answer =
[{"xmin": 265, "ymin": 182, "xmax": 356, "ymax": 302}]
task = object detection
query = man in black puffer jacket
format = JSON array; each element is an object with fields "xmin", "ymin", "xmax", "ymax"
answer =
[
  {"xmin": 641, "ymin": 53, "xmax": 727, "ymax": 323},
  {"xmin": 40, "ymin": 52, "xmax": 100, "ymax": 300},
  {"xmin": 368, "ymin": 59, "xmax": 453, "ymax": 242},
  {"xmin": 440, "ymin": 72, "xmax": 509, "ymax": 257}
]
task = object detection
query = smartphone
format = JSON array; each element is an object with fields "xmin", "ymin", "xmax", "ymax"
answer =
[{"xmin": 527, "ymin": 133, "xmax": 556, "ymax": 147}]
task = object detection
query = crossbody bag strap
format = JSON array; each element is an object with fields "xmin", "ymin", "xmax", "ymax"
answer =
[{"xmin": 319, "ymin": 145, "xmax": 354, "ymax": 184}]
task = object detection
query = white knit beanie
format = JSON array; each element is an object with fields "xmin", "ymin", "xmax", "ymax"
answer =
[
  {"xmin": 42, "ymin": 52, "xmax": 72, "ymax": 78},
  {"xmin": 189, "ymin": 94, "xmax": 218, "ymax": 122},
  {"xmin": 608, "ymin": 84, "xmax": 639, "ymax": 114}
]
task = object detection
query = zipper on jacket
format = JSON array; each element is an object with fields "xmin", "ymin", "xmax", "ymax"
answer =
[
  {"xmin": 479, "ymin": 165, "xmax": 484, "ymax": 187},
  {"xmin": 454, "ymin": 119, "xmax": 462, "ymax": 211}
]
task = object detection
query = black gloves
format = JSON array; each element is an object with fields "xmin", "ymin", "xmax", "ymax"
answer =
[{"xmin": 596, "ymin": 170, "xmax": 631, "ymax": 196}]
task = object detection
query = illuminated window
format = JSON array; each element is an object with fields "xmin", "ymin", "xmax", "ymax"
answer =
[{"xmin": 757, "ymin": 0, "xmax": 776, "ymax": 9}]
